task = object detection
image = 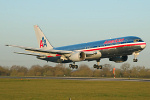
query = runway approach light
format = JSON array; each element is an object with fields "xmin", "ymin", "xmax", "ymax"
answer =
[{"xmin": 113, "ymin": 68, "xmax": 115, "ymax": 78}]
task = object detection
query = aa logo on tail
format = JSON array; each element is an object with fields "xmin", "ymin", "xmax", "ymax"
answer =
[{"xmin": 40, "ymin": 37, "xmax": 47, "ymax": 48}]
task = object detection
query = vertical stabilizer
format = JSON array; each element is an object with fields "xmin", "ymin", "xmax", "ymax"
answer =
[{"xmin": 34, "ymin": 25, "xmax": 53, "ymax": 49}]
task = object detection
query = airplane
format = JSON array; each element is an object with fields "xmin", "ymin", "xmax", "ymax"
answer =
[{"xmin": 6, "ymin": 25, "xmax": 146, "ymax": 69}]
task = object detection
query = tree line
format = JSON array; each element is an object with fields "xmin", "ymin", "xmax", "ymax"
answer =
[{"xmin": 0, "ymin": 63, "xmax": 150, "ymax": 78}]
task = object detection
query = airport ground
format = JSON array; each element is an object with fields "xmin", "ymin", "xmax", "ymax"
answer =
[{"xmin": 0, "ymin": 77, "xmax": 150, "ymax": 100}]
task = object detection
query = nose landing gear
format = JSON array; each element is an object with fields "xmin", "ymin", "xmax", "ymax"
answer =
[
  {"xmin": 133, "ymin": 52, "xmax": 139, "ymax": 62},
  {"xmin": 133, "ymin": 58, "xmax": 138, "ymax": 62}
]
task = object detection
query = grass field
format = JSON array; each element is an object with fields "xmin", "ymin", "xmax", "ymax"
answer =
[{"xmin": 0, "ymin": 78, "xmax": 150, "ymax": 100}]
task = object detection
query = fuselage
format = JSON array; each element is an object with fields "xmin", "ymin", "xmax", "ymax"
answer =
[
  {"xmin": 7, "ymin": 25, "xmax": 147, "ymax": 69},
  {"xmin": 44, "ymin": 36, "xmax": 146, "ymax": 63}
]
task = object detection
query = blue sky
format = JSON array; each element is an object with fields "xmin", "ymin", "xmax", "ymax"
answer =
[{"xmin": 0, "ymin": 0, "xmax": 150, "ymax": 68}]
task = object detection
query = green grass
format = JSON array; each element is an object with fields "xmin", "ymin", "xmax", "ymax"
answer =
[{"xmin": 0, "ymin": 78, "xmax": 150, "ymax": 100}]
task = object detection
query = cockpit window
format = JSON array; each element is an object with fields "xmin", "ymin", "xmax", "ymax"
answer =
[{"xmin": 134, "ymin": 39, "xmax": 143, "ymax": 42}]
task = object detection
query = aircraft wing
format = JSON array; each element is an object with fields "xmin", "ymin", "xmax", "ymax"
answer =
[
  {"xmin": 6, "ymin": 45, "xmax": 72, "ymax": 55},
  {"xmin": 14, "ymin": 52, "xmax": 46, "ymax": 57}
]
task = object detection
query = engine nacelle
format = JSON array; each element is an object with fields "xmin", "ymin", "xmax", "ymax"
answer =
[
  {"xmin": 69, "ymin": 52, "xmax": 86, "ymax": 62},
  {"xmin": 109, "ymin": 56, "xmax": 128, "ymax": 63}
]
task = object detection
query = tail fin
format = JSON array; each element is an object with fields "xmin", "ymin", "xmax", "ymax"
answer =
[{"xmin": 34, "ymin": 25, "xmax": 53, "ymax": 50}]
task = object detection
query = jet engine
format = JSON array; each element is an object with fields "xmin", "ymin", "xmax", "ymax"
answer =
[
  {"xmin": 109, "ymin": 56, "xmax": 128, "ymax": 63},
  {"xmin": 69, "ymin": 52, "xmax": 86, "ymax": 62}
]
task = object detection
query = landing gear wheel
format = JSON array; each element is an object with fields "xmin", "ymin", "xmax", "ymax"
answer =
[
  {"xmin": 69, "ymin": 64, "xmax": 78, "ymax": 69},
  {"xmin": 93, "ymin": 64, "xmax": 97, "ymax": 68},
  {"xmin": 93, "ymin": 59, "xmax": 102, "ymax": 69},
  {"xmin": 133, "ymin": 59, "xmax": 138, "ymax": 62},
  {"xmin": 93, "ymin": 65, "xmax": 102, "ymax": 69},
  {"xmin": 75, "ymin": 65, "xmax": 78, "ymax": 69},
  {"xmin": 69, "ymin": 64, "xmax": 72, "ymax": 68},
  {"xmin": 133, "ymin": 52, "xmax": 139, "ymax": 62},
  {"xmin": 99, "ymin": 65, "xmax": 102, "ymax": 69}
]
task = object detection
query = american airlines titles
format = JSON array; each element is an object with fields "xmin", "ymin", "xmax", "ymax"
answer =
[{"xmin": 104, "ymin": 38, "xmax": 124, "ymax": 44}]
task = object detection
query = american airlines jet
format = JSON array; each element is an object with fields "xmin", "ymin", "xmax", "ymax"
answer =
[{"xmin": 6, "ymin": 25, "xmax": 146, "ymax": 69}]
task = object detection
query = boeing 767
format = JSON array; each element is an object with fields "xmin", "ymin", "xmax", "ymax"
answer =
[{"xmin": 6, "ymin": 25, "xmax": 146, "ymax": 69}]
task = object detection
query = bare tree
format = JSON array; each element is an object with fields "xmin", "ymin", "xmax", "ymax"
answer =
[
  {"xmin": 71, "ymin": 65, "xmax": 93, "ymax": 77},
  {"xmin": 43, "ymin": 65, "xmax": 54, "ymax": 76},
  {"xmin": 0, "ymin": 66, "xmax": 10, "ymax": 76},
  {"xmin": 100, "ymin": 64, "xmax": 113, "ymax": 77},
  {"xmin": 93, "ymin": 69, "xmax": 101, "ymax": 77},
  {"xmin": 27, "ymin": 65, "xmax": 43, "ymax": 76},
  {"xmin": 120, "ymin": 63, "xmax": 131, "ymax": 77}
]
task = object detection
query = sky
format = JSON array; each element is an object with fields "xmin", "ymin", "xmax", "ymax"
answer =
[{"xmin": 0, "ymin": 0, "xmax": 150, "ymax": 68}]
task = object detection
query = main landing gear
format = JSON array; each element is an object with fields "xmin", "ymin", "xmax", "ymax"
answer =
[
  {"xmin": 69, "ymin": 62, "xmax": 78, "ymax": 69},
  {"xmin": 93, "ymin": 64, "xmax": 102, "ymax": 69},
  {"xmin": 133, "ymin": 52, "xmax": 139, "ymax": 62},
  {"xmin": 93, "ymin": 60, "xmax": 102, "ymax": 69},
  {"xmin": 133, "ymin": 59, "xmax": 138, "ymax": 62}
]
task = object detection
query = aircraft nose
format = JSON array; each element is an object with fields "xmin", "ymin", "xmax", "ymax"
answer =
[{"xmin": 141, "ymin": 42, "xmax": 146, "ymax": 49}]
